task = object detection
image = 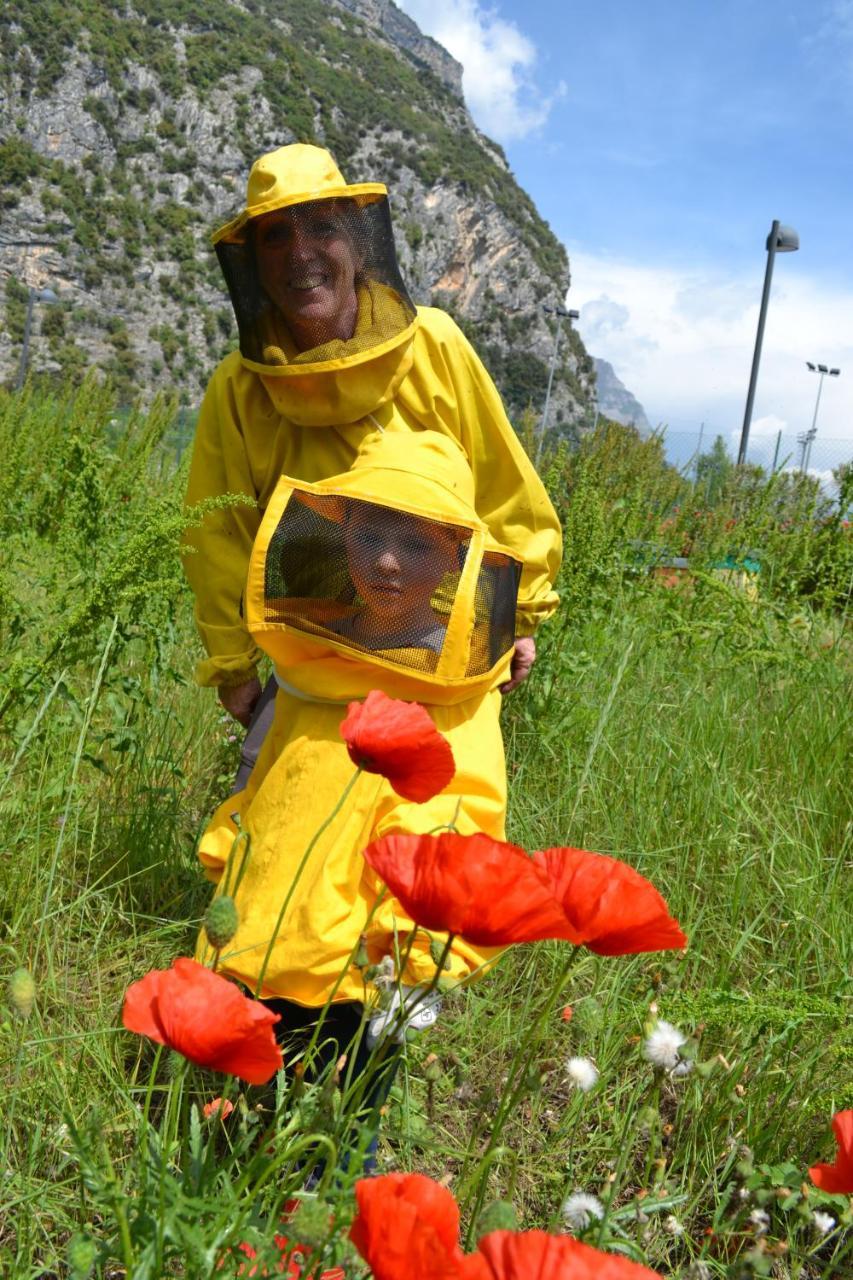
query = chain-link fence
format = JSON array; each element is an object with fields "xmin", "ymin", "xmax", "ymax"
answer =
[{"xmin": 659, "ymin": 428, "xmax": 851, "ymax": 488}]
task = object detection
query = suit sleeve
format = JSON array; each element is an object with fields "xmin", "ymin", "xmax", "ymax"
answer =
[
  {"xmin": 181, "ymin": 363, "xmax": 265, "ymax": 687},
  {"xmin": 425, "ymin": 312, "xmax": 563, "ymax": 635}
]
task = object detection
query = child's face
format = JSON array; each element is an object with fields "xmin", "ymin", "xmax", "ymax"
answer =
[{"xmin": 343, "ymin": 508, "xmax": 457, "ymax": 625}]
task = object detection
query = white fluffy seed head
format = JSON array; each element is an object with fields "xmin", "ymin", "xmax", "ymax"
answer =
[
  {"xmin": 664, "ymin": 1214, "xmax": 684, "ymax": 1236},
  {"xmin": 561, "ymin": 1192, "xmax": 605, "ymax": 1231},
  {"xmin": 565, "ymin": 1056, "xmax": 599, "ymax": 1092},
  {"xmin": 643, "ymin": 1020, "xmax": 687, "ymax": 1071},
  {"xmin": 812, "ymin": 1210, "xmax": 835, "ymax": 1236},
  {"xmin": 749, "ymin": 1208, "xmax": 770, "ymax": 1234}
]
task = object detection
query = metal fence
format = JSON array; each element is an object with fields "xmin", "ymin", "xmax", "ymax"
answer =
[{"xmin": 657, "ymin": 429, "xmax": 851, "ymax": 487}]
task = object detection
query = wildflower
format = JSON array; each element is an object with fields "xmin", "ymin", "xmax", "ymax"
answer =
[
  {"xmin": 533, "ymin": 847, "xmax": 687, "ymax": 955},
  {"xmin": 749, "ymin": 1209, "xmax": 770, "ymax": 1234},
  {"xmin": 204, "ymin": 895, "xmax": 239, "ymax": 949},
  {"xmin": 643, "ymin": 1021, "xmax": 687, "ymax": 1072},
  {"xmin": 565, "ymin": 1057, "xmax": 599, "ymax": 1093},
  {"xmin": 373, "ymin": 954, "xmax": 397, "ymax": 991},
  {"xmin": 468, "ymin": 1230, "xmax": 663, "ymax": 1278},
  {"xmin": 8, "ymin": 967, "xmax": 36, "ymax": 1018},
  {"xmin": 808, "ymin": 1109, "xmax": 853, "ymax": 1194},
  {"xmin": 122, "ymin": 957, "xmax": 282, "ymax": 1085},
  {"xmin": 560, "ymin": 1004, "xmax": 573, "ymax": 1023},
  {"xmin": 349, "ymin": 1172, "xmax": 465, "ymax": 1279},
  {"xmin": 561, "ymin": 1192, "xmax": 605, "ymax": 1231},
  {"xmin": 362, "ymin": 832, "xmax": 568, "ymax": 945},
  {"xmin": 812, "ymin": 1210, "xmax": 835, "ymax": 1236},
  {"xmin": 340, "ymin": 690, "xmax": 455, "ymax": 802},
  {"xmin": 203, "ymin": 1097, "xmax": 234, "ymax": 1120}
]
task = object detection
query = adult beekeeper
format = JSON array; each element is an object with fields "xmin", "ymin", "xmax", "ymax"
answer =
[{"xmin": 181, "ymin": 143, "xmax": 562, "ymax": 1092}]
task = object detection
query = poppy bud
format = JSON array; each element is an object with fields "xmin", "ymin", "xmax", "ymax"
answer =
[
  {"xmin": 354, "ymin": 934, "xmax": 370, "ymax": 969},
  {"xmin": 476, "ymin": 1199, "xmax": 519, "ymax": 1238},
  {"xmin": 9, "ymin": 967, "xmax": 35, "ymax": 1018},
  {"xmin": 290, "ymin": 1197, "xmax": 332, "ymax": 1250},
  {"xmin": 423, "ymin": 1053, "xmax": 442, "ymax": 1083},
  {"xmin": 429, "ymin": 935, "xmax": 452, "ymax": 969},
  {"xmin": 67, "ymin": 1231, "xmax": 98, "ymax": 1278},
  {"xmin": 204, "ymin": 895, "xmax": 239, "ymax": 949}
]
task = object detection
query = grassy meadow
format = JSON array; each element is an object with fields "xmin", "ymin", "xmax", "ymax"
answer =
[{"xmin": 0, "ymin": 381, "xmax": 851, "ymax": 1279}]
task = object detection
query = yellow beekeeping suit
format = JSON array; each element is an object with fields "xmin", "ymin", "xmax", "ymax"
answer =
[{"xmin": 182, "ymin": 144, "xmax": 562, "ymax": 1005}]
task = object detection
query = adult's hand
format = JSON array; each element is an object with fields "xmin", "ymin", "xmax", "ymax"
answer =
[
  {"xmin": 500, "ymin": 636, "xmax": 536, "ymax": 694},
  {"xmin": 218, "ymin": 675, "xmax": 263, "ymax": 727}
]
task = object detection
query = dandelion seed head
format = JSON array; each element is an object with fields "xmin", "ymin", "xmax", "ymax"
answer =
[
  {"xmin": 749, "ymin": 1208, "xmax": 770, "ymax": 1234},
  {"xmin": 643, "ymin": 1020, "xmax": 687, "ymax": 1071},
  {"xmin": 664, "ymin": 1214, "xmax": 683, "ymax": 1236},
  {"xmin": 565, "ymin": 1056, "xmax": 599, "ymax": 1092},
  {"xmin": 561, "ymin": 1191, "xmax": 605, "ymax": 1231},
  {"xmin": 812, "ymin": 1210, "xmax": 835, "ymax": 1236},
  {"xmin": 373, "ymin": 955, "xmax": 397, "ymax": 991},
  {"xmin": 670, "ymin": 1058, "xmax": 694, "ymax": 1078}
]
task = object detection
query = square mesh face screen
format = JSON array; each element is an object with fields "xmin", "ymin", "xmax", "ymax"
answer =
[
  {"xmin": 263, "ymin": 492, "xmax": 520, "ymax": 677},
  {"xmin": 216, "ymin": 197, "xmax": 416, "ymax": 366}
]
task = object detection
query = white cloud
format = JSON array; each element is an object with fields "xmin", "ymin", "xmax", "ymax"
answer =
[
  {"xmin": 570, "ymin": 251, "xmax": 853, "ymax": 468},
  {"xmin": 396, "ymin": 0, "xmax": 565, "ymax": 142}
]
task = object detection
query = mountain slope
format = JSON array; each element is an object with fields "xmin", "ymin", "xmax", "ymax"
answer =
[{"xmin": 0, "ymin": 0, "xmax": 594, "ymax": 426}]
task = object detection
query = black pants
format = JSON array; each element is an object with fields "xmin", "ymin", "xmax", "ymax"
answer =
[{"xmin": 263, "ymin": 997, "xmax": 400, "ymax": 1172}]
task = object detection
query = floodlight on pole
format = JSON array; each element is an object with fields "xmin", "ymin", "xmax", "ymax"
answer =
[
  {"xmin": 537, "ymin": 303, "xmax": 580, "ymax": 464},
  {"xmin": 15, "ymin": 286, "xmax": 59, "ymax": 390},
  {"xmin": 737, "ymin": 220, "xmax": 799, "ymax": 466},
  {"xmin": 803, "ymin": 360, "xmax": 841, "ymax": 470}
]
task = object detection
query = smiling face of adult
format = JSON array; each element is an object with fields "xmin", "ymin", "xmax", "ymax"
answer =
[{"xmin": 253, "ymin": 201, "xmax": 360, "ymax": 352}]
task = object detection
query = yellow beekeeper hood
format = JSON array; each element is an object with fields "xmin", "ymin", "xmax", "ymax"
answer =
[
  {"xmin": 245, "ymin": 430, "xmax": 523, "ymax": 705},
  {"xmin": 212, "ymin": 144, "xmax": 418, "ymax": 426}
]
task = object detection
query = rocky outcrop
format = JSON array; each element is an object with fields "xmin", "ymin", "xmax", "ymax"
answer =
[
  {"xmin": 593, "ymin": 358, "xmax": 651, "ymax": 433},
  {"xmin": 0, "ymin": 0, "xmax": 595, "ymax": 428},
  {"xmin": 333, "ymin": 0, "xmax": 464, "ymax": 98}
]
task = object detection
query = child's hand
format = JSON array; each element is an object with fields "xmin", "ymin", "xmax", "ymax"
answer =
[
  {"xmin": 500, "ymin": 637, "xmax": 536, "ymax": 693},
  {"xmin": 218, "ymin": 675, "xmax": 263, "ymax": 727}
]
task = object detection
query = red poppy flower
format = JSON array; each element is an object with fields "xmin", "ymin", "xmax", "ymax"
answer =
[
  {"xmin": 532, "ymin": 847, "xmax": 686, "ymax": 955},
  {"xmin": 203, "ymin": 1096, "xmax": 235, "ymax": 1120},
  {"xmin": 460, "ymin": 1231, "xmax": 664, "ymax": 1279},
  {"xmin": 349, "ymin": 1172, "xmax": 466, "ymax": 1280},
  {"xmin": 340, "ymin": 690, "xmax": 455, "ymax": 802},
  {"xmin": 362, "ymin": 832, "xmax": 570, "ymax": 945},
  {"xmin": 122, "ymin": 958, "xmax": 282, "ymax": 1085},
  {"xmin": 809, "ymin": 1110, "xmax": 853, "ymax": 1193}
]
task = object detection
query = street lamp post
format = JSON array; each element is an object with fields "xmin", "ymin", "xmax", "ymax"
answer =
[
  {"xmin": 803, "ymin": 361, "xmax": 841, "ymax": 470},
  {"xmin": 737, "ymin": 220, "xmax": 799, "ymax": 466},
  {"xmin": 537, "ymin": 303, "xmax": 580, "ymax": 464},
  {"xmin": 15, "ymin": 286, "xmax": 59, "ymax": 390}
]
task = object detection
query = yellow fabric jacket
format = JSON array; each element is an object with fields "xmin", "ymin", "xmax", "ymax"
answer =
[{"xmin": 183, "ymin": 306, "xmax": 562, "ymax": 688}]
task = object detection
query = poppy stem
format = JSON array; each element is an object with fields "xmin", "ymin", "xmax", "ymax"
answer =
[{"xmin": 254, "ymin": 766, "xmax": 363, "ymax": 998}]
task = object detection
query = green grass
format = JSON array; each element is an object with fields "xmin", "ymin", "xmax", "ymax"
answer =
[{"xmin": 0, "ymin": 386, "xmax": 850, "ymax": 1278}]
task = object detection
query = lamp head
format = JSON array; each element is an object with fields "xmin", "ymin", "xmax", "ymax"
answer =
[{"xmin": 767, "ymin": 224, "xmax": 799, "ymax": 252}]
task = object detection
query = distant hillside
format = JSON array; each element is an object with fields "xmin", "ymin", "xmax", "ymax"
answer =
[
  {"xmin": 0, "ymin": 0, "xmax": 595, "ymax": 426},
  {"xmin": 593, "ymin": 358, "xmax": 650, "ymax": 433}
]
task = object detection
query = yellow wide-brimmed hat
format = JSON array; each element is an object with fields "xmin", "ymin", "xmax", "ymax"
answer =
[
  {"xmin": 212, "ymin": 144, "xmax": 386, "ymax": 245},
  {"xmin": 294, "ymin": 430, "xmax": 482, "ymax": 529}
]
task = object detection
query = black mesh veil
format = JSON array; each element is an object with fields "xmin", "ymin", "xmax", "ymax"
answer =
[
  {"xmin": 215, "ymin": 196, "xmax": 416, "ymax": 369},
  {"xmin": 260, "ymin": 491, "xmax": 520, "ymax": 679}
]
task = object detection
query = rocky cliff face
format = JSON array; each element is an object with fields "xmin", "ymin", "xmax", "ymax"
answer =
[
  {"xmin": 593, "ymin": 358, "xmax": 651, "ymax": 433},
  {"xmin": 0, "ymin": 0, "xmax": 594, "ymax": 429}
]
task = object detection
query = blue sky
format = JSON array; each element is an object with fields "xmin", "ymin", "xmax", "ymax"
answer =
[{"xmin": 397, "ymin": 0, "xmax": 853, "ymax": 468}]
